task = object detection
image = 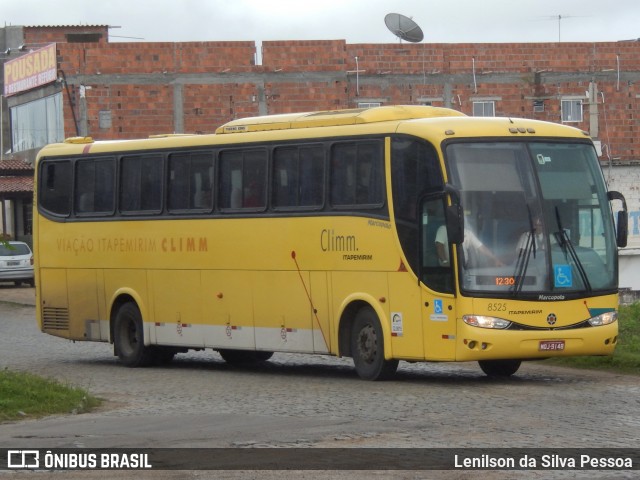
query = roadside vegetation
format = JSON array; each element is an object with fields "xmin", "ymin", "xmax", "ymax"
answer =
[
  {"xmin": 545, "ymin": 302, "xmax": 640, "ymax": 374},
  {"xmin": 0, "ymin": 368, "xmax": 101, "ymax": 422}
]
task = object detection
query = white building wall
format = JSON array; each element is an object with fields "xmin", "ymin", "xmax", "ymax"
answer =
[
  {"xmin": 603, "ymin": 164, "xmax": 640, "ymax": 291},
  {"xmin": 1, "ymin": 200, "xmax": 15, "ymax": 239}
]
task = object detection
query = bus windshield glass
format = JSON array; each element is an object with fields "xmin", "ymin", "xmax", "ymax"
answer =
[{"xmin": 444, "ymin": 141, "xmax": 617, "ymax": 298}]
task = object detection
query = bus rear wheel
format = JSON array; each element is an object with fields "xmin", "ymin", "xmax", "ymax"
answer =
[
  {"xmin": 350, "ymin": 307, "xmax": 398, "ymax": 381},
  {"xmin": 113, "ymin": 302, "xmax": 154, "ymax": 367},
  {"xmin": 478, "ymin": 359, "xmax": 521, "ymax": 377}
]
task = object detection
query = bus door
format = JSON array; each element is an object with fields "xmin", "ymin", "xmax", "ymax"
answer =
[{"xmin": 419, "ymin": 195, "xmax": 457, "ymax": 360}]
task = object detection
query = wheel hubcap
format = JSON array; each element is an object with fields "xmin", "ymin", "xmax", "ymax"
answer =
[{"xmin": 357, "ymin": 324, "xmax": 377, "ymax": 364}]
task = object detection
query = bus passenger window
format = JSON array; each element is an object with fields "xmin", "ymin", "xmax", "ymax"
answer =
[
  {"xmin": 273, "ymin": 144, "xmax": 324, "ymax": 209},
  {"xmin": 168, "ymin": 152, "xmax": 213, "ymax": 212},
  {"xmin": 273, "ymin": 148, "xmax": 297, "ymax": 207},
  {"xmin": 120, "ymin": 155, "xmax": 163, "ymax": 213},
  {"xmin": 219, "ymin": 149, "xmax": 267, "ymax": 210},
  {"xmin": 75, "ymin": 158, "xmax": 115, "ymax": 215},
  {"xmin": 40, "ymin": 161, "xmax": 72, "ymax": 216},
  {"xmin": 331, "ymin": 141, "xmax": 383, "ymax": 208},
  {"xmin": 299, "ymin": 146, "xmax": 325, "ymax": 207}
]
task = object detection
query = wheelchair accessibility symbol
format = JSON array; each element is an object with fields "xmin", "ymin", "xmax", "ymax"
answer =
[
  {"xmin": 434, "ymin": 299, "xmax": 443, "ymax": 314},
  {"xmin": 554, "ymin": 265, "xmax": 573, "ymax": 288}
]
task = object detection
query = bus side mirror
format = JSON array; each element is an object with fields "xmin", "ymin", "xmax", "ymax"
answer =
[
  {"xmin": 608, "ymin": 191, "xmax": 628, "ymax": 248},
  {"xmin": 446, "ymin": 204, "xmax": 464, "ymax": 245}
]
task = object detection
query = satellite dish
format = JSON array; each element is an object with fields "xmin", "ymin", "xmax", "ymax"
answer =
[{"xmin": 384, "ymin": 13, "xmax": 424, "ymax": 43}]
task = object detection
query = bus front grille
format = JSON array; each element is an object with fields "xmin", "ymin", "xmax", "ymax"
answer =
[{"xmin": 42, "ymin": 307, "xmax": 70, "ymax": 331}]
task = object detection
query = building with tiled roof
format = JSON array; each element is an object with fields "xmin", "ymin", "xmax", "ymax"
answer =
[{"xmin": 0, "ymin": 159, "xmax": 33, "ymax": 242}]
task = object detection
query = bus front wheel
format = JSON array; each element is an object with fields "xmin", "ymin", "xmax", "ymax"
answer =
[
  {"xmin": 478, "ymin": 359, "xmax": 521, "ymax": 377},
  {"xmin": 113, "ymin": 302, "xmax": 154, "ymax": 367},
  {"xmin": 350, "ymin": 307, "xmax": 398, "ymax": 381}
]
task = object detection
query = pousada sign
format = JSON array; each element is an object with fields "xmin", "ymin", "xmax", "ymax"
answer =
[{"xmin": 3, "ymin": 43, "xmax": 57, "ymax": 96}]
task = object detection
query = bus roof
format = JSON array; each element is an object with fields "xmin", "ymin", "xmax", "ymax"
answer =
[
  {"xmin": 37, "ymin": 105, "xmax": 590, "ymax": 159},
  {"xmin": 215, "ymin": 105, "xmax": 466, "ymax": 134}
]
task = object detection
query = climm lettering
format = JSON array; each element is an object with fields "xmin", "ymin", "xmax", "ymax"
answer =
[
  {"xmin": 320, "ymin": 229, "xmax": 357, "ymax": 252},
  {"xmin": 161, "ymin": 236, "xmax": 208, "ymax": 252}
]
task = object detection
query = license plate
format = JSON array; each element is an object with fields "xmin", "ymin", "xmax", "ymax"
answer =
[
  {"xmin": 6, "ymin": 261, "xmax": 20, "ymax": 266},
  {"xmin": 539, "ymin": 340, "xmax": 565, "ymax": 351}
]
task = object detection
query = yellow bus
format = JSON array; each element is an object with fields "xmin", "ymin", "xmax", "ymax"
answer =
[{"xmin": 34, "ymin": 105, "xmax": 628, "ymax": 380}]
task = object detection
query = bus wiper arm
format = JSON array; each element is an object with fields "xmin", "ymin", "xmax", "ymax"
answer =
[
  {"xmin": 511, "ymin": 208, "xmax": 536, "ymax": 296},
  {"xmin": 554, "ymin": 207, "xmax": 591, "ymax": 292}
]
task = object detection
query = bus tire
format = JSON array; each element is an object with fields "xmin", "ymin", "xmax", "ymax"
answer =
[
  {"xmin": 219, "ymin": 349, "xmax": 274, "ymax": 365},
  {"xmin": 478, "ymin": 359, "xmax": 521, "ymax": 377},
  {"xmin": 113, "ymin": 302, "xmax": 154, "ymax": 367},
  {"xmin": 350, "ymin": 307, "xmax": 398, "ymax": 381}
]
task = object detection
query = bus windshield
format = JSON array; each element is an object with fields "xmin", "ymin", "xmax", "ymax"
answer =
[{"xmin": 444, "ymin": 141, "xmax": 617, "ymax": 298}]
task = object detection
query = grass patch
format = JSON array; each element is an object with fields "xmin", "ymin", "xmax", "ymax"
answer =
[
  {"xmin": 545, "ymin": 302, "xmax": 640, "ymax": 374},
  {"xmin": 0, "ymin": 369, "xmax": 101, "ymax": 422}
]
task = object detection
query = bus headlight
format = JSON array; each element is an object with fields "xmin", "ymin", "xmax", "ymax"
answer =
[
  {"xmin": 588, "ymin": 311, "xmax": 618, "ymax": 327},
  {"xmin": 463, "ymin": 315, "xmax": 511, "ymax": 329}
]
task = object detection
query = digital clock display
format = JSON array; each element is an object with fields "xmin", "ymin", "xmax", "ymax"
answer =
[
  {"xmin": 475, "ymin": 276, "xmax": 536, "ymax": 287},
  {"xmin": 495, "ymin": 276, "xmax": 516, "ymax": 286}
]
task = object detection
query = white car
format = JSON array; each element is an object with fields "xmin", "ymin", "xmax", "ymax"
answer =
[{"xmin": 0, "ymin": 241, "xmax": 35, "ymax": 287}]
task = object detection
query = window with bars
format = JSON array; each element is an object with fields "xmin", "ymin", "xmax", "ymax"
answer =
[
  {"xmin": 472, "ymin": 101, "xmax": 495, "ymax": 117},
  {"xmin": 561, "ymin": 99, "xmax": 583, "ymax": 123}
]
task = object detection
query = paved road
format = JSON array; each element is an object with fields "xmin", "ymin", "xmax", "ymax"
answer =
[{"xmin": 0, "ymin": 287, "xmax": 638, "ymax": 479}]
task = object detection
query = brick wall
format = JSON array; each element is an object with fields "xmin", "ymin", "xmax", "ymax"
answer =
[
  {"xmin": 24, "ymin": 25, "xmax": 109, "ymax": 45},
  {"xmin": 48, "ymin": 39, "xmax": 640, "ymax": 163}
]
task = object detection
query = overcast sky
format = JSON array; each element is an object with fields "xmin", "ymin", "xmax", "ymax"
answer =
[{"xmin": 3, "ymin": 0, "xmax": 640, "ymax": 44}]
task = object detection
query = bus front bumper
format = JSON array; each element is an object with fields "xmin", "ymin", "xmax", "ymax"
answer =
[{"xmin": 454, "ymin": 320, "xmax": 618, "ymax": 362}]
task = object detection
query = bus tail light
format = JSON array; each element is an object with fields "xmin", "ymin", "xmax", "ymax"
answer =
[{"xmin": 463, "ymin": 315, "xmax": 511, "ymax": 329}]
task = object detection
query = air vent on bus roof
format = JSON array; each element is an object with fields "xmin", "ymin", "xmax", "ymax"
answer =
[
  {"xmin": 215, "ymin": 105, "xmax": 465, "ymax": 134},
  {"xmin": 64, "ymin": 136, "xmax": 94, "ymax": 144}
]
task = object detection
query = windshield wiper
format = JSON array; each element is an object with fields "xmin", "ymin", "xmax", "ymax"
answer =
[
  {"xmin": 554, "ymin": 207, "xmax": 591, "ymax": 292},
  {"xmin": 511, "ymin": 208, "xmax": 536, "ymax": 296}
]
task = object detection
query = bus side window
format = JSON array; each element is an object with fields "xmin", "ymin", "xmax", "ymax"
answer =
[
  {"xmin": 75, "ymin": 158, "xmax": 115, "ymax": 215},
  {"xmin": 120, "ymin": 155, "xmax": 163, "ymax": 214},
  {"xmin": 168, "ymin": 153, "xmax": 190, "ymax": 211},
  {"xmin": 273, "ymin": 147, "xmax": 297, "ymax": 208},
  {"xmin": 331, "ymin": 141, "xmax": 383, "ymax": 208},
  {"xmin": 188, "ymin": 153, "xmax": 213, "ymax": 209},
  {"xmin": 168, "ymin": 152, "xmax": 213, "ymax": 212},
  {"xmin": 219, "ymin": 149, "xmax": 267, "ymax": 210},
  {"xmin": 356, "ymin": 143, "xmax": 383, "ymax": 204},
  {"xmin": 243, "ymin": 151, "xmax": 266, "ymax": 208},
  {"xmin": 273, "ymin": 144, "xmax": 324, "ymax": 209},
  {"xmin": 299, "ymin": 146, "xmax": 324, "ymax": 207},
  {"xmin": 40, "ymin": 161, "xmax": 72, "ymax": 216}
]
